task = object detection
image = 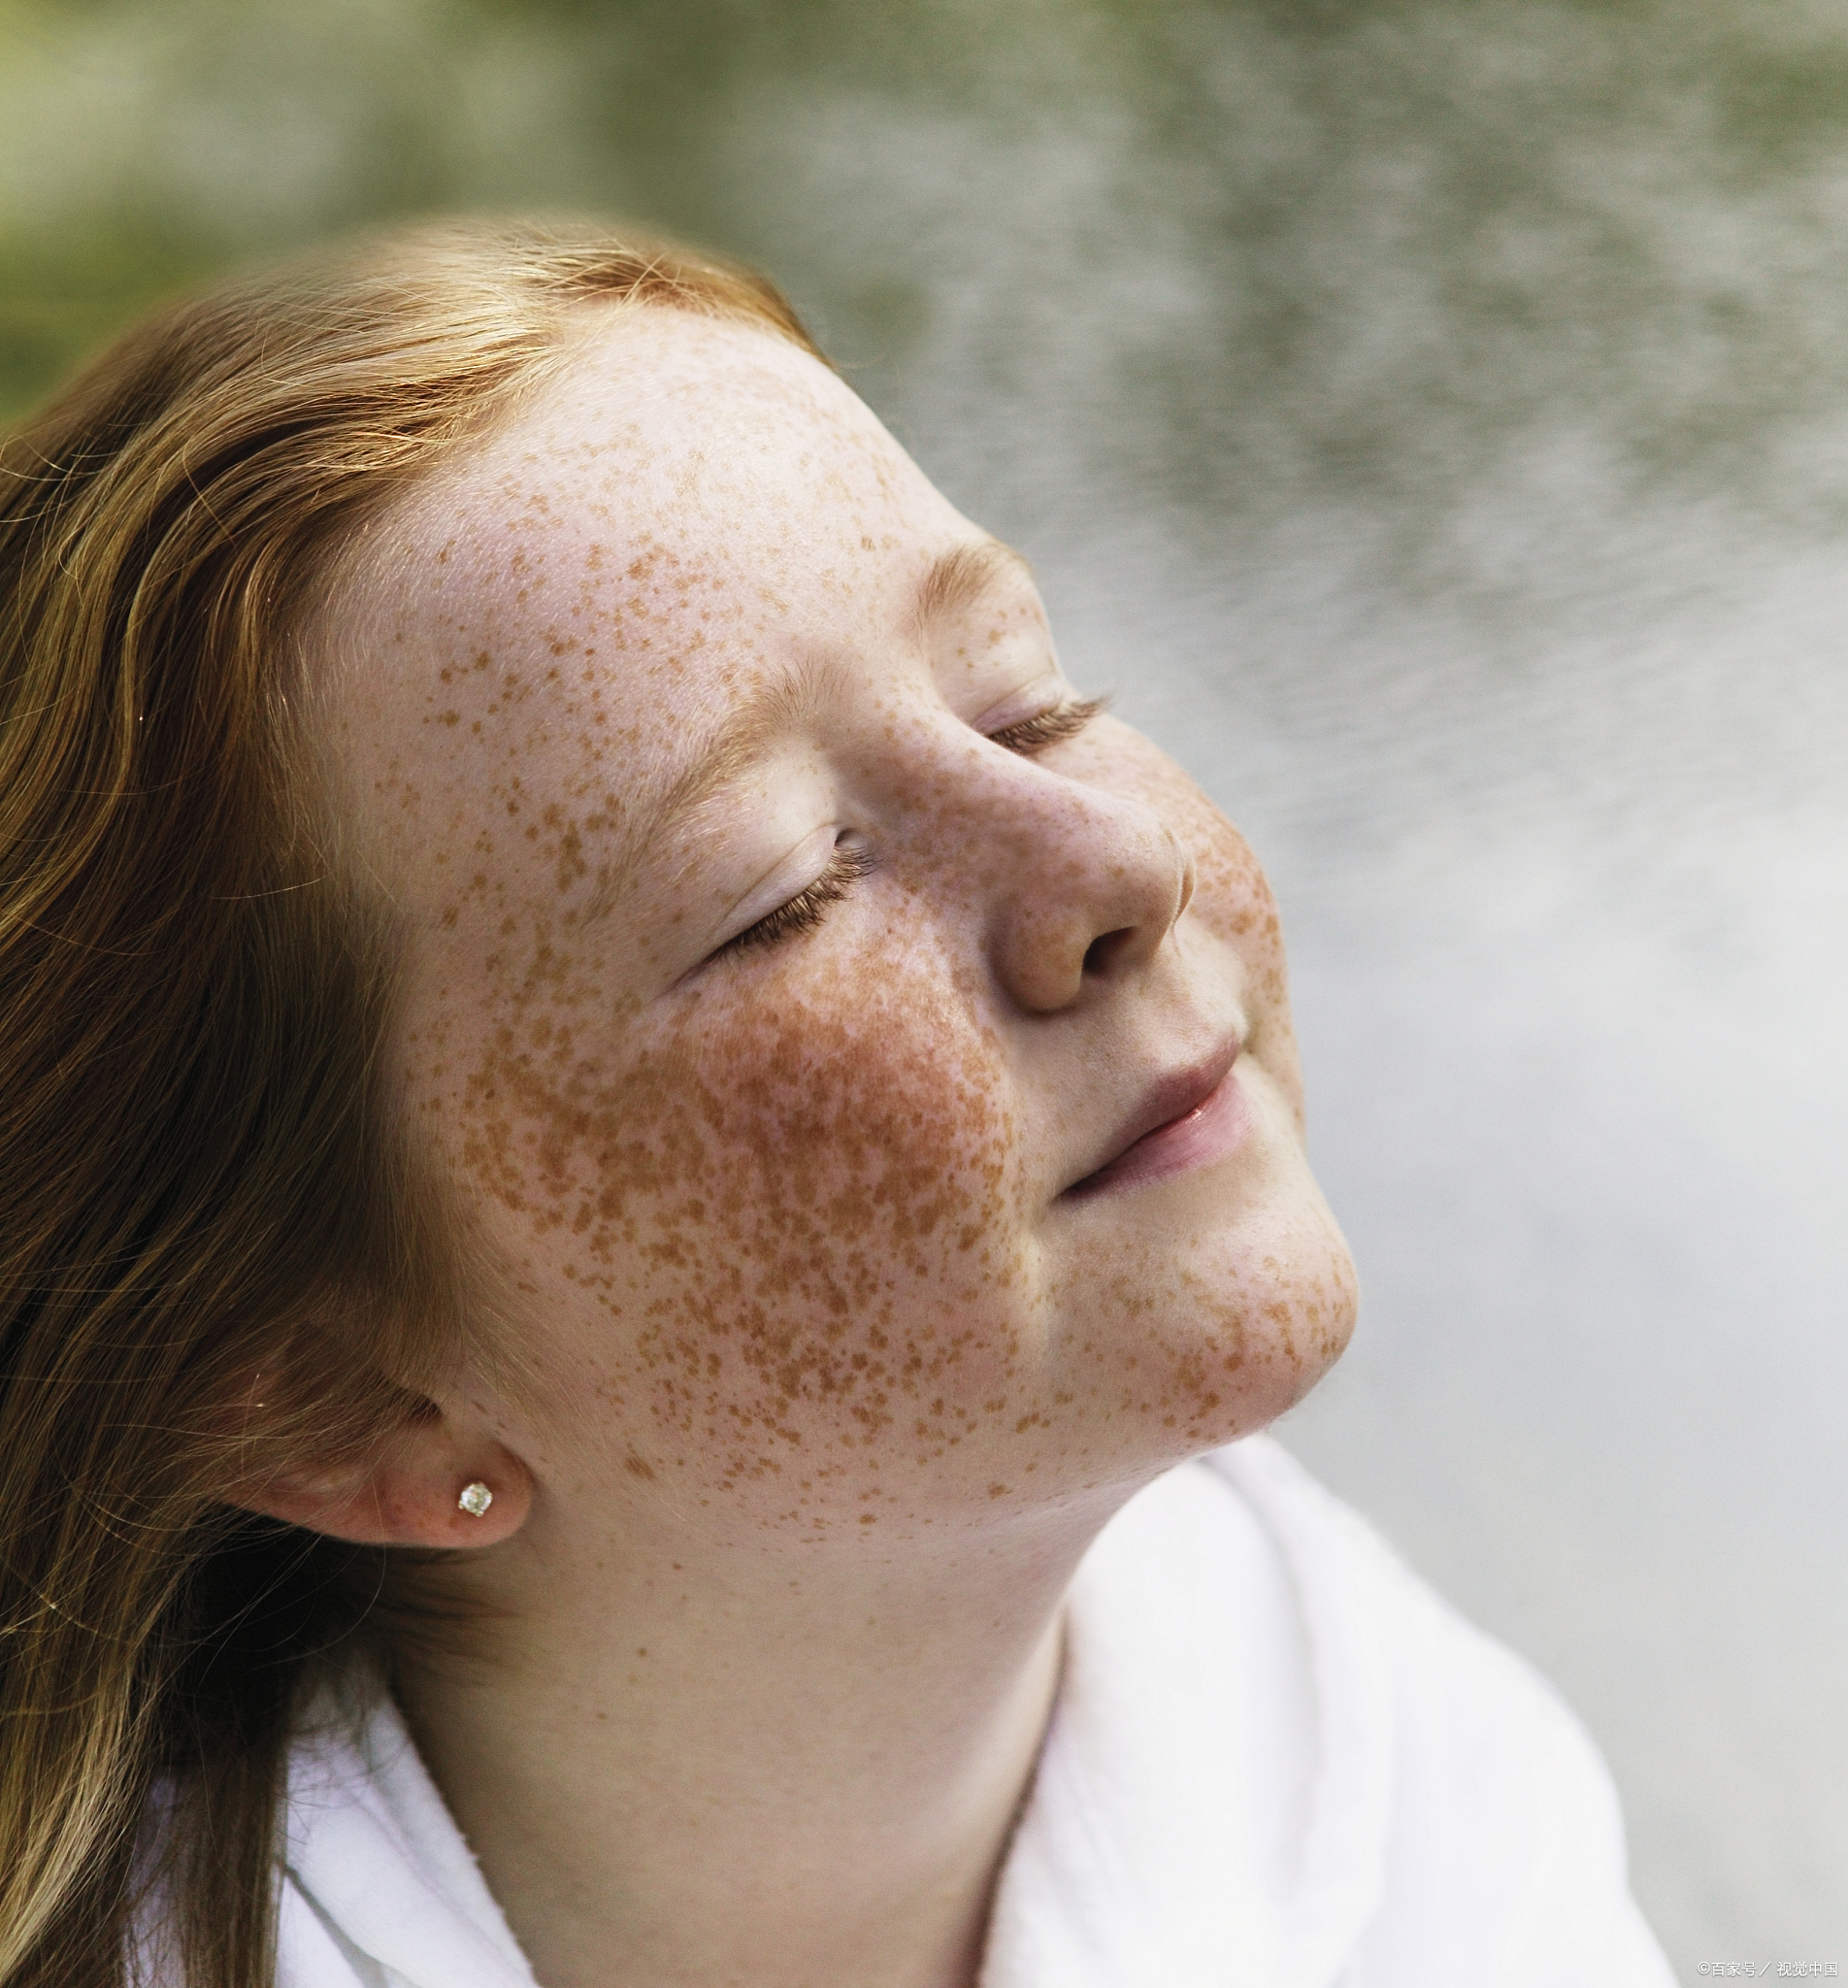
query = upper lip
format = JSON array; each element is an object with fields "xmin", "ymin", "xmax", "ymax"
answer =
[{"xmin": 1062, "ymin": 1031, "xmax": 1242, "ymax": 1195}]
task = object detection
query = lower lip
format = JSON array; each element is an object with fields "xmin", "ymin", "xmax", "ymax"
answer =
[{"xmin": 1064, "ymin": 1065, "xmax": 1252, "ymax": 1202}]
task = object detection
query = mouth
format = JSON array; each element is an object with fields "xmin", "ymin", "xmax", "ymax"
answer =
[{"xmin": 1060, "ymin": 1034, "xmax": 1249, "ymax": 1202}]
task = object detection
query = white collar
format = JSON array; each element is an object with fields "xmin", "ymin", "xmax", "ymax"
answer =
[
  {"xmin": 282, "ymin": 1685, "xmax": 536, "ymax": 1987},
  {"xmin": 979, "ymin": 1438, "xmax": 1392, "ymax": 1988}
]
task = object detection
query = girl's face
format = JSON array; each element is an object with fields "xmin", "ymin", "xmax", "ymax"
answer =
[{"xmin": 325, "ymin": 308, "xmax": 1355, "ymax": 1543}]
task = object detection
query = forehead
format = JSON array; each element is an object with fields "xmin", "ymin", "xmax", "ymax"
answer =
[
  {"xmin": 395, "ymin": 308, "xmax": 955, "ymax": 639},
  {"xmin": 346, "ymin": 311, "xmax": 981, "ymax": 728}
]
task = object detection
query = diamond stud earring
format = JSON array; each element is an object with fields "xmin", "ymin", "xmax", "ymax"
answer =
[{"xmin": 457, "ymin": 1480, "xmax": 493, "ymax": 1517}]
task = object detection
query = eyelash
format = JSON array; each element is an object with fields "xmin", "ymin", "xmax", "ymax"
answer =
[
  {"xmin": 985, "ymin": 694, "xmax": 1108, "ymax": 754},
  {"xmin": 722, "ymin": 840, "xmax": 877, "ymax": 954},
  {"xmin": 718, "ymin": 694, "xmax": 1106, "ymax": 957}
]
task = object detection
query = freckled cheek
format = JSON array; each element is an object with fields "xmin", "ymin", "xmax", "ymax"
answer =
[
  {"xmin": 1093, "ymin": 734, "xmax": 1291, "ymax": 1008},
  {"xmin": 469, "ymin": 981, "xmax": 1038, "ymax": 1465},
  {"xmin": 1168, "ymin": 798, "xmax": 1303, "ymax": 1109},
  {"xmin": 1179, "ymin": 803, "xmax": 1284, "ymax": 970},
  {"xmin": 652, "ymin": 997, "xmax": 1022, "ymax": 1304}
]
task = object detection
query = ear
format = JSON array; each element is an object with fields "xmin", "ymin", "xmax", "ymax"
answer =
[{"xmin": 241, "ymin": 1414, "xmax": 533, "ymax": 1549}]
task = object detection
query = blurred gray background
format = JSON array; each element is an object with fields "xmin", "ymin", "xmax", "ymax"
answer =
[{"xmin": 3, "ymin": 0, "xmax": 1841, "ymax": 1971}]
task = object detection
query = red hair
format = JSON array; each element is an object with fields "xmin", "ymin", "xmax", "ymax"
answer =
[{"xmin": 0, "ymin": 217, "xmax": 819, "ymax": 1988}]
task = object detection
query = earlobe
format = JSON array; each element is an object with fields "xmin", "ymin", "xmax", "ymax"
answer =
[{"xmin": 244, "ymin": 1436, "xmax": 533, "ymax": 1549}]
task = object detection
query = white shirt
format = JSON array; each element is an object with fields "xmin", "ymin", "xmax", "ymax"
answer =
[{"xmin": 189, "ymin": 1438, "xmax": 1673, "ymax": 1987}]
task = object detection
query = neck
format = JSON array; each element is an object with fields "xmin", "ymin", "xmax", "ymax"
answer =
[{"xmin": 390, "ymin": 1490, "xmax": 1122, "ymax": 1988}]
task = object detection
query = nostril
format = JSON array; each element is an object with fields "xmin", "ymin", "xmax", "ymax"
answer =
[{"xmin": 1082, "ymin": 927, "xmax": 1135, "ymax": 976}]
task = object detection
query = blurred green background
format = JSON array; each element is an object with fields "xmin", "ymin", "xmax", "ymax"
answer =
[
  {"xmin": 8, "ymin": 0, "xmax": 1848, "ymax": 1971},
  {"xmin": 12, "ymin": 0, "xmax": 1848, "ymax": 540}
]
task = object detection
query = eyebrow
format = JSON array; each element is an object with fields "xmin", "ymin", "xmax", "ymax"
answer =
[
  {"xmin": 658, "ymin": 538, "xmax": 1035, "ymax": 826},
  {"xmin": 646, "ymin": 655, "xmax": 840, "ymax": 838},
  {"xmin": 909, "ymin": 538, "xmax": 1037, "ymax": 641},
  {"xmin": 591, "ymin": 538, "xmax": 1038, "ymax": 918}
]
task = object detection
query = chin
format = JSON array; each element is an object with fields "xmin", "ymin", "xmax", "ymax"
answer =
[
  {"xmin": 1038, "ymin": 1107, "xmax": 1359, "ymax": 1482},
  {"xmin": 1151, "ymin": 1205, "xmax": 1354, "ymax": 1458}
]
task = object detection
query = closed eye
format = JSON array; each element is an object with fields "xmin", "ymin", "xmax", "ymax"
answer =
[
  {"xmin": 715, "ymin": 839, "xmax": 876, "ymax": 957},
  {"xmin": 986, "ymin": 694, "xmax": 1108, "ymax": 754}
]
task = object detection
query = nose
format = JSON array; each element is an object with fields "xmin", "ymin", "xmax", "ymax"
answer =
[{"xmin": 973, "ymin": 750, "xmax": 1194, "ymax": 1014}]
